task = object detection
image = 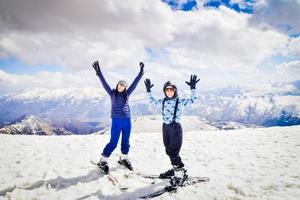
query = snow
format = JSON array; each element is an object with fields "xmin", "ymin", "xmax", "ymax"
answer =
[
  {"xmin": 273, "ymin": 95, "xmax": 300, "ymax": 116},
  {"xmin": 0, "ymin": 126, "xmax": 299, "ymax": 200},
  {"xmin": 131, "ymin": 115, "xmax": 218, "ymax": 133}
]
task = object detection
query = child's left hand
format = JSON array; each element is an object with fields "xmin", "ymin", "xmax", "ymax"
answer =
[{"xmin": 185, "ymin": 75, "xmax": 200, "ymax": 89}]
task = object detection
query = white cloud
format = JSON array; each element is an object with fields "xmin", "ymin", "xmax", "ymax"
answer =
[
  {"xmin": 281, "ymin": 36, "xmax": 300, "ymax": 57},
  {"xmin": 251, "ymin": 0, "xmax": 300, "ymax": 34},
  {"xmin": 272, "ymin": 60, "xmax": 300, "ymax": 82},
  {"xmin": 0, "ymin": 0, "xmax": 298, "ymax": 92},
  {"xmin": 0, "ymin": 69, "xmax": 97, "ymax": 93},
  {"xmin": 165, "ymin": 6, "xmax": 288, "ymax": 72},
  {"xmin": 0, "ymin": 67, "xmax": 148, "ymax": 95},
  {"xmin": 0, "ymin": 0, "xmax": 175, "ymax": 70}
]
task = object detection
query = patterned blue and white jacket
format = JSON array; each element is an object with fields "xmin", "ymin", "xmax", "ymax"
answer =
[{"xmin": 147, "ymin": 89, "xmax": 197, "ymax": 124}]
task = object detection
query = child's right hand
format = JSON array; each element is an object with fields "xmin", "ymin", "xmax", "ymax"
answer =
[{"xmin": 144, "ymin": 79, "xmax": 154, "ymax": 92}]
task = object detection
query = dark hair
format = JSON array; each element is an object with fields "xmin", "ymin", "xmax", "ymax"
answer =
[{"xmin": 114, "ymin": 85, "xmax": 128, "ymax": 100}]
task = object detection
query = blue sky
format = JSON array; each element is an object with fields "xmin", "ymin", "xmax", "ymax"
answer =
[
  {"xmin": 162, "ymin": 0, "xmax": 254, "ymax": 13},
  {"xmin": 0, "ymin": 0, "xmax": 299, "ymax": 92},
  {"xmin": 0, "ymin": 58, "xmax": 65, "ymax": 75},
  {"xmin": 162, "ymin": 0, "xmax": 198, "ymax": 11},
  {"xmin": 204, "ymin": 0, "xmax": 254, "ymax": 13}
]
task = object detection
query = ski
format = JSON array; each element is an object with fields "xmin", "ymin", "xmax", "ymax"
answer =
[
  {"xmin": 90, "ymin": 160, "xmax": 128, "ymax": 191},
  {"xmin": 136, "ymin": 173, "xmax": 163, "ymax": 179},
  {"xmin": 137, "ymin": 173, "xmax": 209, "ymax": 181},
  {"xmin": 138, "ymin": 185, "xmax": 176, "ymax": 199},
  {"xmin": 138, "ymin": 176, "xmax": 209, "ymax": 199},
  {"xmin": 135, "ymin": 173, "xmax": 168, "ymax": 184}
]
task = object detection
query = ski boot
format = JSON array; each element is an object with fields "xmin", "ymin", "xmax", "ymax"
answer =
[
  {"xmin": 97, "ymin": 156, "xmax": 109, "ymax": 174},
  {"xmin": 159, "ymin": 169, "xmax": 174, "ymax": 179},
  {"xmin": 118, "ymin": 154, "xmax": 133, "ymax": 171},
  {"xmin": 169, "ymin": 166, "xmax": 188, "ymax": 188}
]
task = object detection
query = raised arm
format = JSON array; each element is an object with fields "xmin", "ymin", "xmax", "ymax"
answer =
[
  {"xmin": 144, "ymin": 78, "xmax": 164, "ymax": 105},
  {"xmin": 92, "ymin": 61, "xmax": 112, "ymax": 95},
  {"xmin": 180, "ymin": 75, "xmax": 200, "ymax": 106},
  {"xmin": 127, "ymin": 62, "xmax": 145, "ymax": 95},
  {"xmin": 179, "ymin": 89, "xmax": 197, "ymax": 106}
]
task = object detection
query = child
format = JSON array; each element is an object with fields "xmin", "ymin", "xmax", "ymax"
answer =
[
  {"xmin": 92, "ymin": 61, "xmax": 144, "ymax": 173},
  {"xmin": 144, "ymin": 75, "xmax": 199, "ymax": 187}
]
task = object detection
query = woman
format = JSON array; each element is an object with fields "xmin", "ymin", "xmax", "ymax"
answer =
[{"xmin": 92, "ymin": 61, "xmax": 144, "ymax": 173}]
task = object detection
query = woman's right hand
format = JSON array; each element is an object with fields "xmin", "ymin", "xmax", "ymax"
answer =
[
  {"xmin": 92, "ymin": 61, "xmax": 101, "ymax": 76},
  {"xmin": 140, "ymin": 62, "xmax": 144, "ymax": 74}
]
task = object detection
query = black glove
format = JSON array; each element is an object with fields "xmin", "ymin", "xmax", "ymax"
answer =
[
  {"xmin": 144, "ymin": 78, "xmax": 154, "ymax": 92},
  {"xmin": 140, "ymin": 62, "xmax": 144, "ymax": 74},
  {"xmin": 92, "ymin": 61, "xmax": 101, "ymax": 76},
  {"xmin": 185, "ymin": 75, "xmax": 200, "ymax": 89}
]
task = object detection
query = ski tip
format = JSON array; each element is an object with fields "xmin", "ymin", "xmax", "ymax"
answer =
[{"xmin": 120, "ymin": 187, "xmax": 129, "ymax": 191}]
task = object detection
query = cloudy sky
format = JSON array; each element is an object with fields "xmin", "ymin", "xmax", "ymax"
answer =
[{"xmin": 0, "ymin": 0, "xmax": 299, "ymax": 95}]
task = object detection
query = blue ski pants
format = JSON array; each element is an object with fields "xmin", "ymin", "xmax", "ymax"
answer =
[{"xmin": 102, "ymin": 118, "xmax": 132, "ymax": 157}]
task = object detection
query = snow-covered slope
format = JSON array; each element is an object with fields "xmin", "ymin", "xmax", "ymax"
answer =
[
  {"xmin": 50, "ymin": 118, "xmax": 105, "ymax": 135},
  {"xmin": 131, "ymin": 115, "xmax": 218, "ymax": 133},
  {"xmin": 0, "ymin": 126, "xmax": 299, "ymax": 199}
]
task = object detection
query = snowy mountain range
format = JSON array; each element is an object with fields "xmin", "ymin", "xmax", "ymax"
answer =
[
  {"xmin": 0, "ymin": 115, "xmax": 106, "ymax": 135},
  {"xmin": 0, "ymin": 115, "xmax": 70, "ymax": 135},
  {"xmin": 0, "ymin": 81, "xmax": 299, "ymax": 134},
  {"xmin": 0, "ymin": 114, "xmax": 258, "ymax": 135}
]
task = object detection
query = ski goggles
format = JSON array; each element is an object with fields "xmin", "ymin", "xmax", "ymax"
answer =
[{"xmin": 165, "ymin": 87, "xmax": 176, "ymax": 92}]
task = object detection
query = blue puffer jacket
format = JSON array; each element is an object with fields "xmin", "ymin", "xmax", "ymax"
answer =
[{"xmin": 97, "ymin": 71, "xmax": 143, "ymax": 118}]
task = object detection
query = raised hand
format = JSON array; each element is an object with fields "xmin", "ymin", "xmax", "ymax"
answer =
[
  {"xmin": 144, "ymin": 78, "xmax": 154, "ymax": 92},
  {"xmin": 185, "ymin": 75, "xmax": 200, "ymax": 89},
  {"xmin": 92, "ymin": 61, "xmax": 101, "ymax": 76},
  {"xmin": 140, "ymin": 62, "xmax": 144, "ymax": 74}
]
